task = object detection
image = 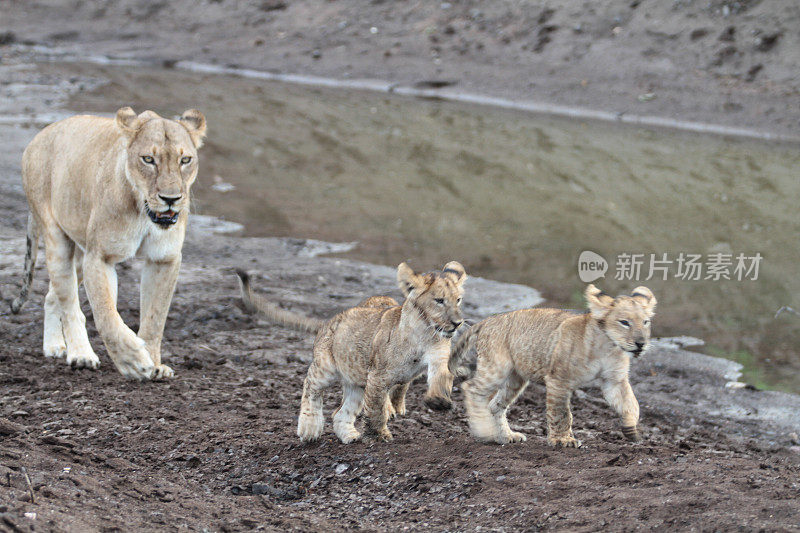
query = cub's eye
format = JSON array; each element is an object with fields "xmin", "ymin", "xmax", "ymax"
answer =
[
  {"xmin": 180, "ymin": 156, "xmax": 192, "ymax": 165},
  {"xmin": 457, "ymin": 297, "xmax": 462, "ymax": 305},
  {"xmin": 141, "ymin": 155, "xmax": 155, "ymax": 165},
  {"xmin": 619, "ymin": 320, "xmax": 630, "ymax": 328},
  {"xmin": 434, "ymin": 298, "xmax": 444, "ymax": 305}
]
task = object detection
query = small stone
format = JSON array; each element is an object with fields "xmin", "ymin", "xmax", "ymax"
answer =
[{"xmin": 335, "ymin": 463, "xmax": 349, "ymax": 475}]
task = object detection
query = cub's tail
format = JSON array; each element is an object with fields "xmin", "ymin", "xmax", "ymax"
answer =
[
  {"xmin": 236, "ymin": 270, "xmax": 325, "ymax": 334},
  {"xmin": 10, "ymin": 213, "xmax": 40, "ymax": 314},
  {"xmin": 448, "ymin": 320, "xmax": 481, "ymax": 380}
]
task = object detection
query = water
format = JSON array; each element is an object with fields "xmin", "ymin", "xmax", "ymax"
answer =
[{"xmin": 56, "ymin": 62, "xmax": 800, "ymax": 391}]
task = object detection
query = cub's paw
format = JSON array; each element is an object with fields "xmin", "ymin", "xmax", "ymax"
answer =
[
  {"xmin": 621, "ymin": 426, "xmax": 642, "ymax": 443},
  {"xmin": 336, "ymin": 429, "xmax": 362, "ymax": 444},
  {"xmin": 368, "ymin": 427, "xmax": 393, "ymax": 442},
  {"xmin": 152, "ymin": 364, "xmax": 175, "ymax": 380},
  {"xmin": 385, "ymin": 400, "xmax": 397, "ymax": 420},
  {"xmin": 66, "ymin": 350, "xmax": 100, "ymax": 370},
  {"xmin": 297, "ymin": 414, "xmax": 324, "ymax": 442},
  {"xmin": 548, "ymin": 435, "xmax": 582, "ymax": 448},
  {"xmin": 501, "ymin": 431, "xmax": 527, "ymax": 444},
  {"xmin": 423, "ymin": 395, "xmax": 453, "ymax": 411},
  {"xmin": 391, "ymin": 402, "xmax": 406, "ymax": 417}
]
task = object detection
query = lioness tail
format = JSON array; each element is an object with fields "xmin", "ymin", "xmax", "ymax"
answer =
[
  {"xmin": 236, "ymin": 270, "xmax": 325, "ymax": 334},
  {"xmin": 10, "ymin": 213, "xmax": 40, "ymax": 314},
  {"xmin": 448, "ymin": 322, "xmax": 481, "ymax": 380}
]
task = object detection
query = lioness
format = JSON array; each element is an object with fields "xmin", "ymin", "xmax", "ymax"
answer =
[
  {"xmin": 450, "ymin": 284, "xmax": 656, "ymax": 447},
  {"xmin": 10, "ymin": 108, "xmax": 206, "ymax": 380},
  {"xmin": 237, "ymin": 262, "xmax": 467, "ymax": 443}
]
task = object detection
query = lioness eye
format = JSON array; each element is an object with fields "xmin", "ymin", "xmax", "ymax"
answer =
[
  {"xmin": 180, "ymin": 156, "xmax": 192, "ymax": 165},
  {"xmin": 643, "ymin": 319, "xmax": 650, "ymax": 325},
  {"xmin": 434, "ymin": 298, "xmax": 444, "ymax": 305},
  {"xmin": 141, "ymin": 155, "xmax": 155, "ymax": 164},
  {"xmin": 619, "ymin": 320, "xmax": 630, "ymax": 327},
  {"xmin": 457, "ymin": 297, "xmax": 462, "ymax": 305}
]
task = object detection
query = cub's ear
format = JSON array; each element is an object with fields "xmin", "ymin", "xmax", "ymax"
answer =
[
  {"xmin": 179, "ymin": 109, "xmax": 207, "ymax": 148},
  {"xmin": 442, "ymin": 261, "xmax": 468, "ymax": 287},
  {"xmin": 631, "ymin": 286, "xmax": 657, "ymax": 316},
  {"xmin": 397, "ymin": 262, "xmax": 425, "ymax": 297},
  {"xmin": 116, "ymin": 107, "xmax": 140, "ymax": 136},
  {"xmin": 137, "ymin": 110, "xmax": 161, "ymax": 121},
  {"xmin": 585, "ymin": 284, "xmax": 615, "ymax": 319}
]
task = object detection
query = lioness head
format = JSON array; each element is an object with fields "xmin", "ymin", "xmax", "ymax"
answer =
[
  {"xmin": 116, "ymin": 107, "xmax": 207, "ymax": 229},
  {"xmin": 397, "ymin": 261, "xmax": 467, "ymax": 338},
  {"xmin": 586, "ymin": 284, "xmax": 657, "ymax": 357}
]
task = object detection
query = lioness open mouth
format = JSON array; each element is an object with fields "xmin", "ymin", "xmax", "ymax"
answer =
[{"xmin": 145, "ymin": 203, "xmax": 179, "ymax": 228}]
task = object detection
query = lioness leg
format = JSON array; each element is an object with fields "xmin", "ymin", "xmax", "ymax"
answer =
[
  {"xmin": 83, "ymin": 254, "xmax": 154, "ymax": 380},
  {"xmin": 602, "ymin": 378, "xmax": 641, "ymax": 442},
  {"xmin": 333, "ymin": 382, "xmax": 364, "ymax": 444},
  {"xmin": 545, "ymin": 377, "xmax": 581, "ymax": 448},
  {"xmin": 389, "ymin": 383, "xmax": 410, "ymax": 417},
  {"xmin": 489, "ymin": 372, "xmax": 529, "ymax": 444},
  {"xmin": 42, "ymin": 227, "xmax": 99, "ymax": 369},
  {"xmin": 423, "ymin": 342, "xmax": 454, "ymax": 411},
  {"xmin": 138, "ymin": 257, "xmax": 181, "ymax": 379},
  {"xmin": 42, "ymin": 282, "xmax": 66, "ymax": 359},
  {"xmin": 298, "ymin": 342, "xmax": 337, "ymax": 442},
  {"xmin": 363, "ymin": 372, "xmax": 393, "ymax": 441}
]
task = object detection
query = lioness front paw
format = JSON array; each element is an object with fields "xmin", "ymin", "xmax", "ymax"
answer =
[
  {"xmin": 152, "ymin": 364, "xmax": 175, "ymax": 380},
  {"xmin": 548, "ymin": 435, "xmax": 582, "ymax": 448},
  {"xmin": 43, "ymin": 340, "xmax": 67, "ymax": 359},
  {"xmin": 113, "ymin": 335, "xmax": 155, "ymax": 380},
  {"xmin": 66, "ymin": 350, "xmax": 101, "ymax": 370}
]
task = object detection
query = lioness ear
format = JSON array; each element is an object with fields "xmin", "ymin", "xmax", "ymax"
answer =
[
  {"xmin": 631, "ymin": 286, "xmax": 657, "ymax": 316},
  {"xmin": 586, "ymin": 284, "xmax": 615, "ymax": 319},
  {"xmin": 442, "ymin": 261, "xmax": 468, "ymax": 287},
  {"xmin": 116, "ymin": 107, "xmax": 139, "ymax": 136},
  {"xmin": 179, "ymin": 109, "xmax": 207, "ymax": 148},
  {"xmin": 397, "ymin": 262, "xmax": 424, "ymax": 297}
]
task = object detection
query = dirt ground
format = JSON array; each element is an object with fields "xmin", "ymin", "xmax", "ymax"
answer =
[
  {"xmin": 1, "ymin": 2, "xmax": 800, "ymax": 531},
  {"xmin": 2, "ymin": 0, "xmax": 800, "ymax": 137},
  {"xmin": 1, "ymin": 228, "xmax": 799, "ymax": 532}
]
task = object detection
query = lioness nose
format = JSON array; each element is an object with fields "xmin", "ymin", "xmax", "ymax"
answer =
[
  {"xmin": 635, "ymin": 341, "xmax": 645, "ymax": 350},
  {"xmin": 159, "ymin": 194, "xmax": 182, "ymax": 206}
]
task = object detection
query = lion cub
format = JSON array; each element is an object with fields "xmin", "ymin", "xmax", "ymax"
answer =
[
  {"xmin": 450, "ymin": 284, "xmax": 656, "ymax": 447},
  {"xmin": 237, "ymin": 262, "xmax": 467, "ymax": 443}
]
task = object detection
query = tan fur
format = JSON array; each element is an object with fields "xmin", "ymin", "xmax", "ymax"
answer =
[
  {"xmin": 240, "ymin": 262, "xmax": 467, "ymax": 444},
  {"xmin": 11, "ymin": 108, "xmax": 206, "ymax": 380},
  {"xmin": 452, "ymin": 284, "xmax": 656, "ymax": 447}
]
